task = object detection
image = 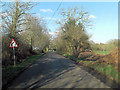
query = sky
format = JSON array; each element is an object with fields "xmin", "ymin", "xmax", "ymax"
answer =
[
  {"xmin": 29, "ymin": 2, "xmax": 118, "ymax": 43},
  {"xmin": 1, "ymin": 0, "xmax": 120, "ymax": 2},
  {"xmin": 2, "ymin": 1, "xmax": 118, "ymax": 43}
]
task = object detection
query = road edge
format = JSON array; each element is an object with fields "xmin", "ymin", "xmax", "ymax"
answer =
[
  {"xmin": 56, "ymin": 52, "xmax": 120, "ymax": 89},
  {"xmin": 2, "ymin": 53, "xmax": 46, "ymax": 90}
]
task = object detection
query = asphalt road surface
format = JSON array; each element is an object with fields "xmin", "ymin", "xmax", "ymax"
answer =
[{"xmin": 8, "ymin": 52, "xmax": 110, "ymax": 89}]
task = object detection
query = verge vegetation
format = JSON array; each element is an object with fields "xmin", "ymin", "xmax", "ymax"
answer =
[
  {"xmin": 60, "ymin": 52, "xmax": 120, "ymax": 84},
  {"xmin": 2, "ymin": 53, "xmax": 44, "ymax": 87},
  {"xmin": 54, "ymin": 7, "xmax": 119, "ymax": 87}
]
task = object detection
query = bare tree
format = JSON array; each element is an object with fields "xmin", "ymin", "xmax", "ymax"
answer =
[
  {"xmin": 56, "ymin": 7, "xmax": 91, "ymax": 57},
  {"xmin": 1, "ymin": 1, "xmax": 38, "ymax": 38},
  {"xmin": 20, "ymin": 15, "xmax": 50, "ymax": 52}
]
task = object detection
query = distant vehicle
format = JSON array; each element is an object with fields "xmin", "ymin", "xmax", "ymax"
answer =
[
  {"xmin": 53, "ymin": 49, "xmax": 56, "ymax": 51},
  {"xmin": 33, "ymin": 47, "xmax": 40, "ymax": 50},
  {"xmin": 48, "ymin": 48, "xmax": 56, "ymax": 52}
]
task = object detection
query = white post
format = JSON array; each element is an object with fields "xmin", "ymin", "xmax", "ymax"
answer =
[{"xmin": 13, "ymin": 47, "xmax": 16, "ymax": 65}]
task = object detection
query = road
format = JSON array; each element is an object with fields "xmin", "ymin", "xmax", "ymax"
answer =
[{"xmin": 8, "ymin": 52, "xmax": 110, "ymax": 88}]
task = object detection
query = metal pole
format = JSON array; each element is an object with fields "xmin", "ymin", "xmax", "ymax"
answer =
[{"xmin": 13, "ymin": 47, "xmax": 16, "ymax": 65}]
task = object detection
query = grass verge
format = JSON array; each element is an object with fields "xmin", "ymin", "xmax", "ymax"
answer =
[
  {"xmin": 94, "ymin": 50, "xmax": 109, "ymax": 55},
  {"xmin": 2, "ymin": 53, "xmax": 44, "ymax": 87},
  {"xmin": 60, "ymin": 52, "xmax": 120, "ymax": 84},
  {"xmin": 80, "ymin": 61, "xmax": 120, "ymax": 83}
]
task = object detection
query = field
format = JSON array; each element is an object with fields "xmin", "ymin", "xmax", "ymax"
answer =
[{"xmin": 94, "ymin": 50, "xmax": 110, "ymax": 55}]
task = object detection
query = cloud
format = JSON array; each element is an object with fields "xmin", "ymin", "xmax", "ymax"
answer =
[
  {"xmin": 88, "ymin": 15, "xmax": 96, "ymax": 19},
  {"xmin": 45, "ymin": 17, "xmax": 57, "ymax": 20},
  {"xmin": 0, "ymin": 13, "xmax": 8, "ymax": 17},
  {"xmin": 40, "ymin": 9, "xmax": 53, "ymax": 12},
  {"xmin": 91, "ymin": 24, "xmax": 96, "ymax": 26},
  {"xmin": 42, "ymin": 17, "xmax": 58, "ymax": 22},
  {"xmin": 49, "ymin": 32, "xmax": 58, "ymax": 35}
]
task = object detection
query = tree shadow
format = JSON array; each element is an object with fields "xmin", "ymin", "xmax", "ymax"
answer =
[
  {"xmin": 8, "ymin": 52, "xmax": 77, "ymax": 89},
  {"xmin": 7, "ymin": 52, "xmax": 116, "ymax": 89},
  {"xmin": 76, "ymin": 62, "xmax": 119, "ymax": 89}
]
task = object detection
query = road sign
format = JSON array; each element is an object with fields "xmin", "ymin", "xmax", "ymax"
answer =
[{"xmin": 9, "ymin": 39, "xmax": 18, "ymax": 48}]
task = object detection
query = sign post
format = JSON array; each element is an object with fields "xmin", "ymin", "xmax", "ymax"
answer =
[
  {"xmin": 13, "ymin": 47, "xmax": 16, "ymax": 65},
  {"xmin": 9, "ymin": 39, "xmax": 18, "ymax": 66}
]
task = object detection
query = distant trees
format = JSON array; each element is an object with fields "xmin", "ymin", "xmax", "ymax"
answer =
[
  {"xmin": 54, "ymin": 29, "xmax": 68, "ymax": 52},
  {"xmin": 54, "ymin": 7, "xmax": 91, "ymax": 57},
  {"xmin": 20, "ymin": 15, "xmax": 50, "ymax": 52},
  {"xmin": 90, "ymin": 39, "xmax": 119, "ymax": 51}
]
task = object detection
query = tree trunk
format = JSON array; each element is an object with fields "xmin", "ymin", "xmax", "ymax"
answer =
[
  {"xmin": 31, "ymin": 38, "xmax": 33, "ymax": 51},
  {"xmin": 72, "ymin": 45, "xmax": 79, "ymax": 57}
]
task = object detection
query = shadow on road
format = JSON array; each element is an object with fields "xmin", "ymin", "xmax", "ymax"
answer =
[
  {"xmin": 8, "ymin": 52, "xmax": 111, "ymax": 89},
  {"xmin": 9, "ymin": 52, "xmax": 77, "ymax": 89}
]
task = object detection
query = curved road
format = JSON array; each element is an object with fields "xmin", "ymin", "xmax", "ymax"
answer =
[{"xmin": 8, "ymin": 52, "xmax": 110, "ymax": 89}]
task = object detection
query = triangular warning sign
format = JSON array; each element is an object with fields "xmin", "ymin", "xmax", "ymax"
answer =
[{"xmin": 9, "ymin": 39, "xmax": 18, "ymax": 48}]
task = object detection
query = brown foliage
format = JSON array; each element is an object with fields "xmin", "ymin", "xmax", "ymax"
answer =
[
  {"xmin": 78, "ymin": 50, "xmax": 102, "ymax": 61},
  {"xmin": 99, "ymin": 48, "xmax": 119, "ymax": 70},
  {"xmin": 77, "ymin": 48, "xmax": 119, "ymax": 71}
]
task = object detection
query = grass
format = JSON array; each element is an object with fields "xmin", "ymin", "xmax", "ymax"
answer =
[
  {"xmin": 94, "ymin": 50, "xmax": 109, "ymax": 55},
  {"xmin": 85, "ymin": 62, "xmax": 120, "ymax": 83},
  {"xmin": 3, "ymin": 53, "xmax": 44, "ymax": 84},
  {"xmin": 60, "ymin": 52, "xmax": 120, "ymax": 83},
  {"xmin": 61, "ymin": 53, "xmax": 79, "ymax": 61}
]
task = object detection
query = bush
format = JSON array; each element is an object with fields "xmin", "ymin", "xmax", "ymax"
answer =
[{"xmin": 2, "ymin": 35, "xmax": 34, "ymax": 66}]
